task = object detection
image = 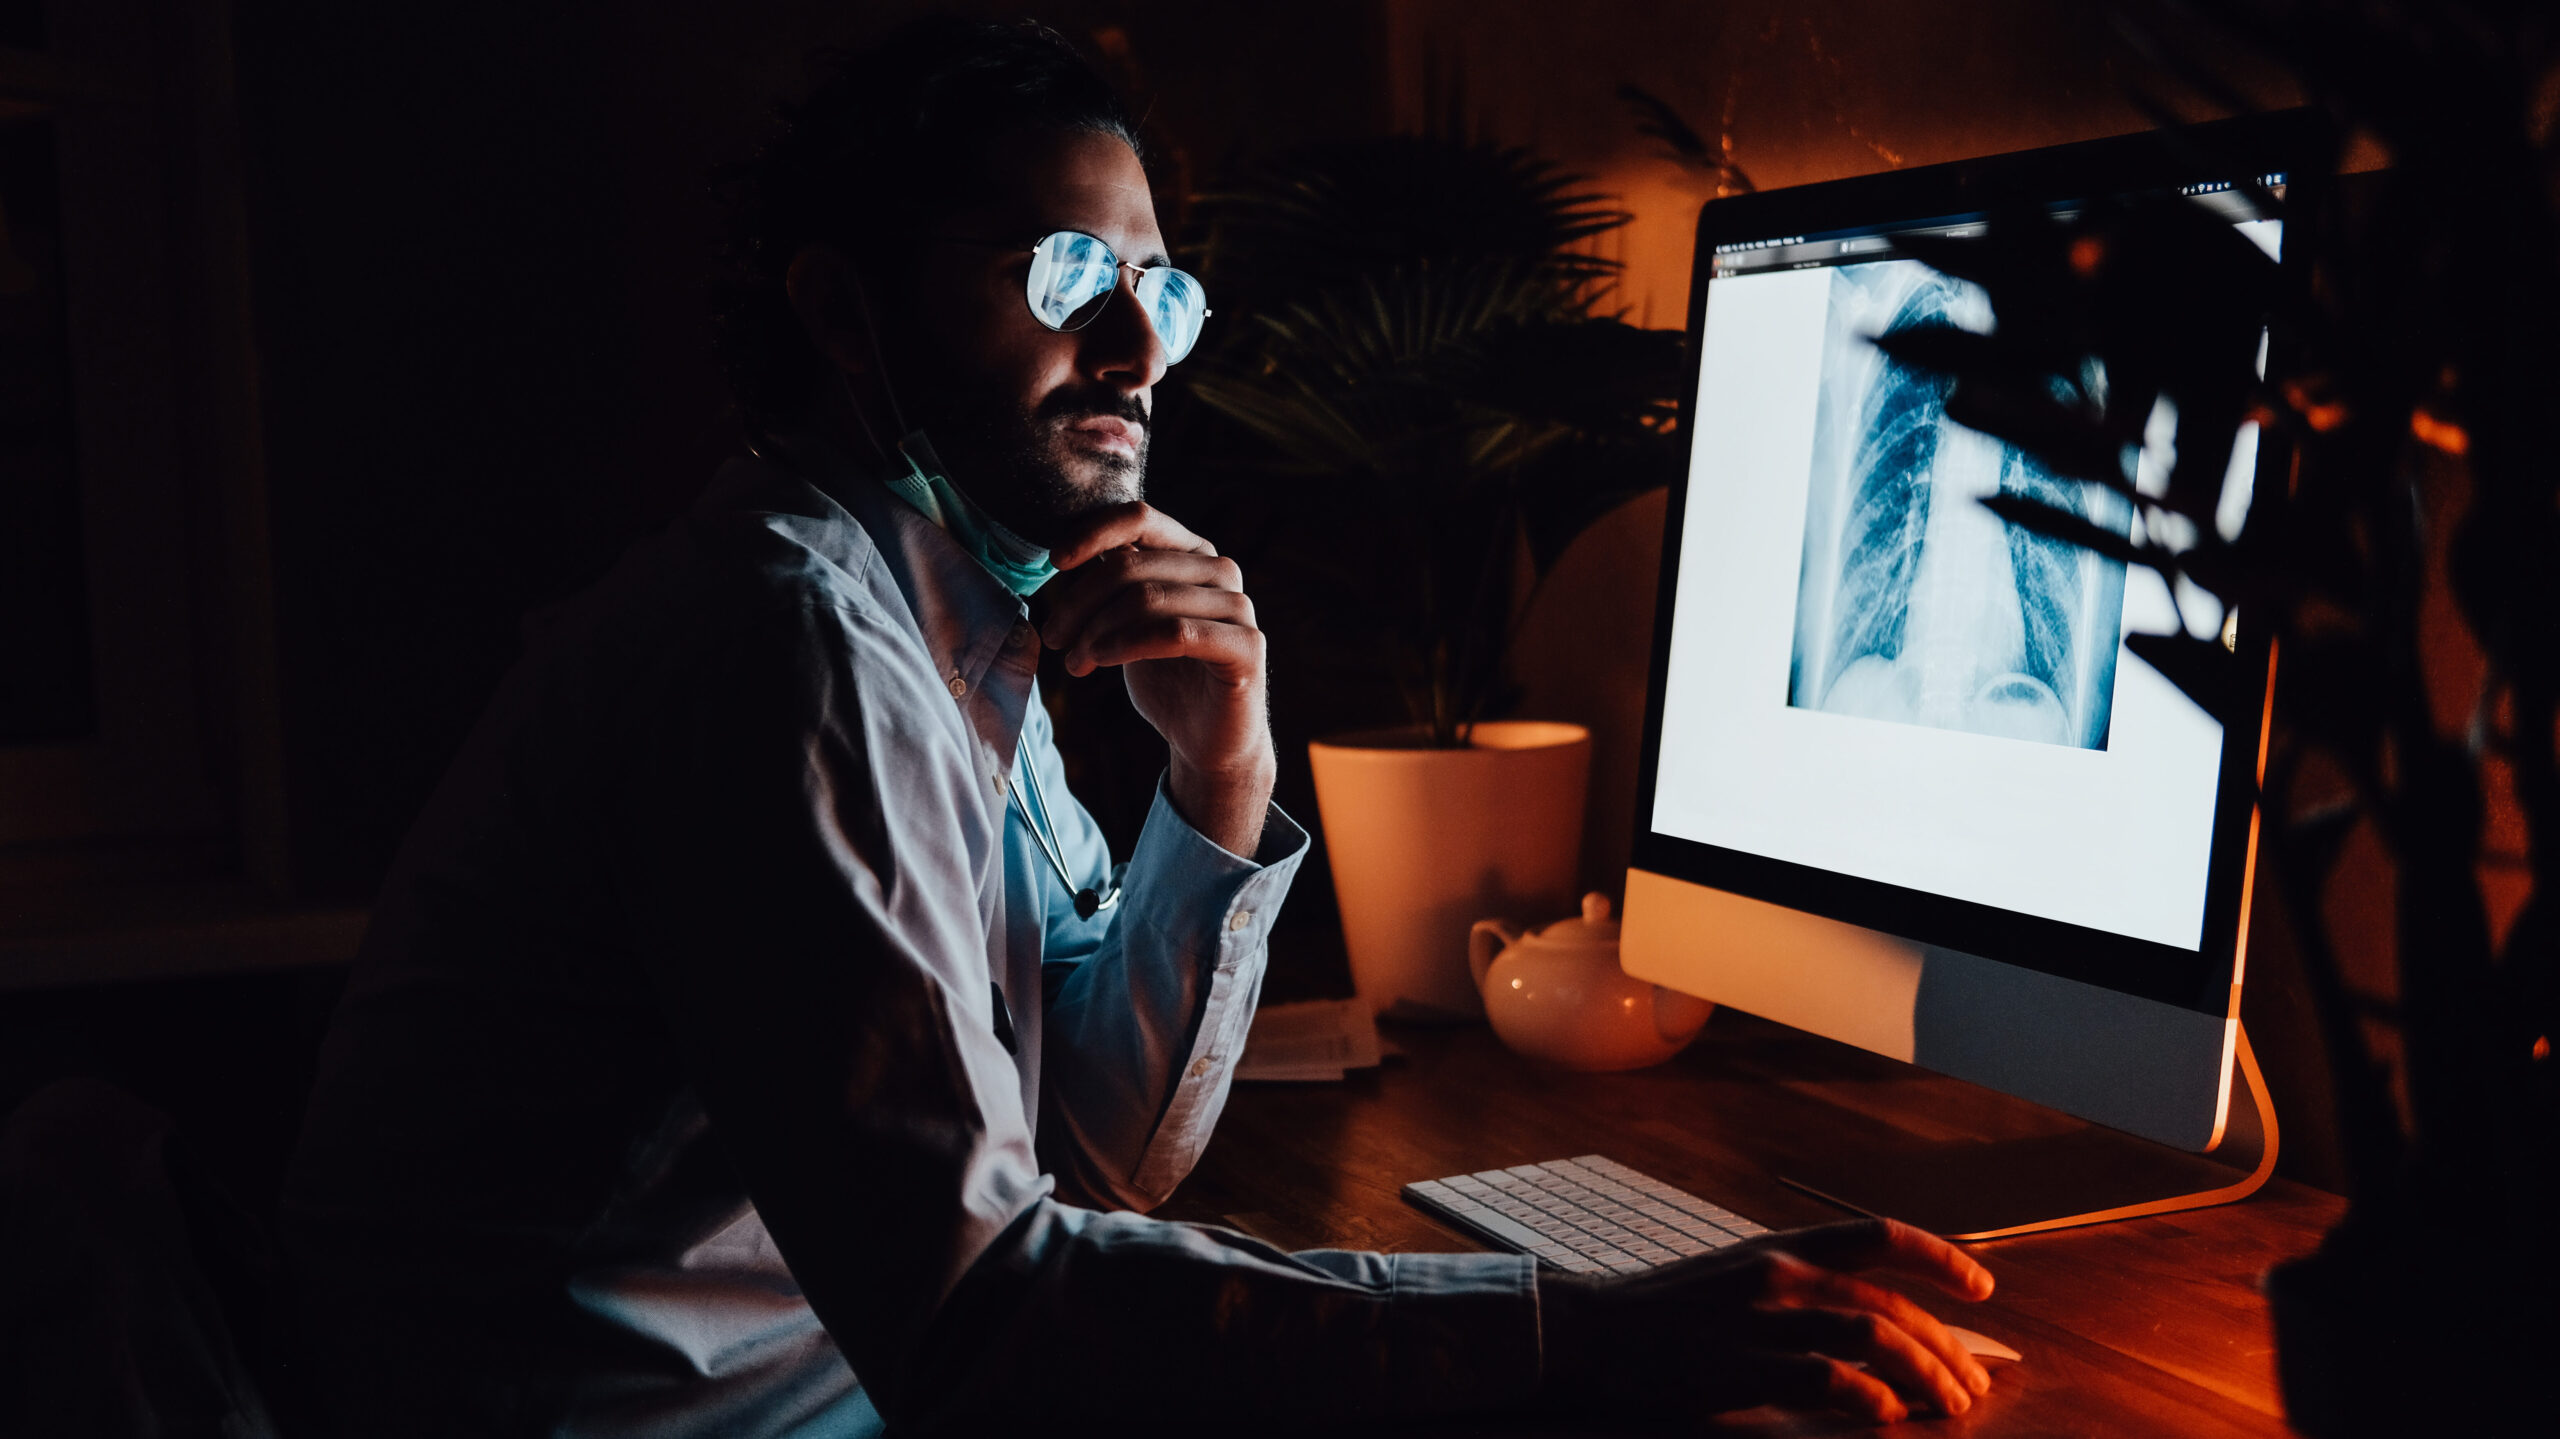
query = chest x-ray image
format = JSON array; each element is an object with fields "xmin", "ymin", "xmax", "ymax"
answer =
[{"xmin": 1789, "ymin": 260, "xmax": 2131, "ymax": 750}]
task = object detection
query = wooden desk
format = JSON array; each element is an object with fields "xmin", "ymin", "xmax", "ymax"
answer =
[{"xmin": 1156, "ymin": 1009, "xmax": 2341, "ymax": 1436}]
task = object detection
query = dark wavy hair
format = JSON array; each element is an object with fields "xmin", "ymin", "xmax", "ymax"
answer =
[{"xmin": 714, "ymin": 17, "xmax": 1142, "ymax": 438}]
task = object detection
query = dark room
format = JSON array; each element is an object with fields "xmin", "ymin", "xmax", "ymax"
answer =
[{"xmin": 1, "ymin": 2, "xmax": 2551, "ymax": 1434}]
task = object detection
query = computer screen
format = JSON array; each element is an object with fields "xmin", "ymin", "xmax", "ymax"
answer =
[
  {"xmin": 1622, "ymin": 118, "xmax": 2310, "ymax": 1163},
  {"xmin": 1654, "ymin": 190, "xmax": 2277, "ymax": 959}
]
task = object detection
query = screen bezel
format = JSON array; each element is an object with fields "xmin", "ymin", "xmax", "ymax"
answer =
[{"xmin": 1631, "ymin": 112, "xmax": 2319, "ymax": 1016}]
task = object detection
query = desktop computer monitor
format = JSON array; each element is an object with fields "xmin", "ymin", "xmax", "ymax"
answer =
[{"xmin": 1622, "ymin": 115, "xmax": 2310, "ymax": 1232}]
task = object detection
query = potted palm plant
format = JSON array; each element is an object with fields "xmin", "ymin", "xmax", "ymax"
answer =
[
  {"xmin": 1181, "ymin": 130, "xmax": 1685, "ymax": 1019},
  {"xmin": 1875, "ymin": 4, "xmax": 2556, "ymax": 1429}
]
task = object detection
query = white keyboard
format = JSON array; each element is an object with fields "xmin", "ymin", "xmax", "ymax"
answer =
[{"xmin": 1403, "ymin": 1154, "xmax": 1772, "ymax": 1274}]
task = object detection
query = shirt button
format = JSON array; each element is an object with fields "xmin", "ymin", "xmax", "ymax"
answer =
[
  {"xmin": 947, "ymin": 674, "xmax": 968, "ymax": 698},
  {"xmin": 1228, "ymin": 909, "xmax": 1254, "ymax": 933},
  {"xmin": 1189, "ymin": 1057, "xmax": 1213, "ymax": 1079},
  {"xmin": 992, "ymin": 772, "xmax": 1007, "ymax": 795}
]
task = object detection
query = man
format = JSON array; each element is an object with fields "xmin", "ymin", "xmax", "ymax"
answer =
[{"xmin": 283, "ymin": 18, "xmax": 1995, "ymax": 1436}]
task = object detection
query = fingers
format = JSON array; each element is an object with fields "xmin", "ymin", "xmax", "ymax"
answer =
[
  {"xmin": 1052, "ymin": 577, "xmax": 1257, "ymax": 678},
  {"xmin": 1046, "ymin": 501, "xmax": 1215, "ymax": 570},
  {"xmin": 1756, "ymin": 1301, "xmax": 1978, "ymax": 1417},
  {"xmin": 1806, "ymin": 1267, "xmax": 1991, "ymax": 1400},
  {"xmin": 1065, "ymin": 595, "xmax": 1263, "ymax": 679},
  {"xmin": 1766, "ymin": 1250, "xmax": 1991, "ymax": 1406},
  {"xmin": 1069, "ymin": 615, "xmax": 1261, "ymax": 680},
  {"xmin": 1762, "ymin": 1351, "xmax": 1908, "ymax": 1426},
  {"xmin": 1773, "ymin": 1217, "xmax": 1996, "ymax": 1302},
  {"xmin": 1040, "ymin": 549, "xmax": 1244, "ymax": 649}
]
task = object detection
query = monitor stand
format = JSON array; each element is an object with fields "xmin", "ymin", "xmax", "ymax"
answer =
[{"xmin": 1777, "ymin": 1025, "xmax": 2279, "ymax": 1241}]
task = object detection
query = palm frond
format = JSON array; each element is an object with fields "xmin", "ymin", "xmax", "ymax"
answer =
[
  {"xmin": 1191, "ymin": 134, "xmax": 1630, "ymax": 328},
  {"xmin": 1616, "ymin": 83, "xmax": 1756, "ymax": 194},
  {"xmin": 1175, "ymin": 129, "xmax": 1680, "ymax": 743}
]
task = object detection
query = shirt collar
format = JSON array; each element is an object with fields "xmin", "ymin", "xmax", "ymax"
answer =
[{"xmin": 762, "ymin": 428, "xmax": 1043, "ymax": 765}]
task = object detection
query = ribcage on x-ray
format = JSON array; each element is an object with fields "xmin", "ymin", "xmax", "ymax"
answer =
[
  {"xmin": 1826, "ymin": 293, "xmax": 1955, "ymax": 684},
  {"xmin": 2001, "ymin": 449, "xmax": 2081, "ymax": 707},
  {"xmin": 1807, "ymin": 267, "xmax": 2127, "ymax": 749},
  {"xmin": 1991, "ymin": 432, "xmax": 2131, "ymax": 749}
]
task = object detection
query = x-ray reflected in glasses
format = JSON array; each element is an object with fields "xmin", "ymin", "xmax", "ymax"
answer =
[{"xmin": 1788, "ymin": 261, "xmax": 2131, "ymax": 750}]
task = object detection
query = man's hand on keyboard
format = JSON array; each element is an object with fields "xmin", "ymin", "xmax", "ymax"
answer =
[{"xmin": 1535, "ymin": 1216, "xmax": 1996, "ymax": 1425}]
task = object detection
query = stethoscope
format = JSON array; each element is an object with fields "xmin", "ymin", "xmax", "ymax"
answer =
[{"xmin": 1008, "ymin": 745, "xmax": 1123, "ymax": 920}]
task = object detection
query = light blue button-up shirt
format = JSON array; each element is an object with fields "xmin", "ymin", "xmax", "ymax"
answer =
[{"xmin": 282, "ymin": 441, "xmax": 1540, "ymax": 1436}]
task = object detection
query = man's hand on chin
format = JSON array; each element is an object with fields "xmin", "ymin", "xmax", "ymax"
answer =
[{"xmin": 1038, "ymin": 502, "xmax": 1276, "ymax": 858}]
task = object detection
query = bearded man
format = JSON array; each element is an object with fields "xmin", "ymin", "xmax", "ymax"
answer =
[{"xmin": 282, "ymin": 19, "xmax": 1993, "ymax": 1437}]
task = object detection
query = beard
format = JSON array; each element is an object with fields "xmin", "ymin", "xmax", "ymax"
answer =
[{"xmin": 902, "ymin": 371, "xmax": 1148, "ymax": 551}]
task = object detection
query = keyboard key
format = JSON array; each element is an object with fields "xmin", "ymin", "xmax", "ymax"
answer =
[{"xmin": 1460, "ymin": 1208, "xmax": 1562, "ymax": 1254}]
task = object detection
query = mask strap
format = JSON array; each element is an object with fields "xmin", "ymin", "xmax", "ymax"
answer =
[
  {"xmin": 838, "ymin": 370, "xmax": 891, "ymax": 468},
  {"xmin": 844, "ymin": 266, "xmax": 914, "ymax": 442},
  {"xmin": 834, "ymin": 263, "xmax": 1059, "ymax": 598}
]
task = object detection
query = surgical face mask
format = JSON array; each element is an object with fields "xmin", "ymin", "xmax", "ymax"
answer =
[
  {"xmin": 834, "ymin": 274, "xmax": 1065, "ymax": 597},
  {"xmin": 880, "ymin": 429, "xmax": 1058, "ymax": 597}
]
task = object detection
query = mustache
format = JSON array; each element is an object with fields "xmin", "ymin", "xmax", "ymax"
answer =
[{"xmin": 1036, "ymin": 388, "xmax": 1149, "ymax": 430}]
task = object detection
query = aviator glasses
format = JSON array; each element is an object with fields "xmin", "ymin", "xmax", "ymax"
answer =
[{"xmin": 936, "ymin": 230, "xmax": 1211, "ymax": 365}]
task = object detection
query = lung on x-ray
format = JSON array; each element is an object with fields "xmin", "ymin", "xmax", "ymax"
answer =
[{"xmin": 1787, "ymin": 260, "xmax": 2130, "ymax": 751}]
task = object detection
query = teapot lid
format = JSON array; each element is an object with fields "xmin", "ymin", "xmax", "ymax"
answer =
[{"xmin": 1533, "ymin": 892, "xmax": 1619, "ymax": 945}]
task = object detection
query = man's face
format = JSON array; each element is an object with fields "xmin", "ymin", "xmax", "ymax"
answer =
[{"xmin": 873, "ymin": 127, "xmax": 1169, "ymax": 549}]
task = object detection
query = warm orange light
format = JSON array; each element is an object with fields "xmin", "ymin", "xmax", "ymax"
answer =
[
  {"xmin": 2069, "ymin": 235, "xmax": 2106, "ymax": 278},
  {"xmin": 2282, "ymin": 378, "xmax": 2349, "ymax": 432},
  {"xmin": 2410, "ymin": 408, "xmax": 2469, "ymax": 455},
  {"xmin": 2535, "ymin": 1034, "xmax": 2551, "ymax": 1062}
]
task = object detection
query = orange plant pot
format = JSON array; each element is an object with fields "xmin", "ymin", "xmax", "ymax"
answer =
[{"xmin": 1307, "ymin": 721, "xmax": 1591, "ymax": 1022}]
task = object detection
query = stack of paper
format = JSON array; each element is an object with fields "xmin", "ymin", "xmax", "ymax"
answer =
[{"xmin": 1234, "ymin": 998, "xmax": 1385, "ymax": 1083}]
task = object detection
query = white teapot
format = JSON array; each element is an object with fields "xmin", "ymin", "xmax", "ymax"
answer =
[{"xmin": 1469, "ymin": 893, "xmax": 1714, "ymax": 1071}]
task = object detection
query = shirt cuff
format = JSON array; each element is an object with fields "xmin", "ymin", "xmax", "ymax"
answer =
[
  {"xmin": 1121, "ymin": 772, "xmax": 1309, "ymax": 969},
  {"xmin": 1386, "ymin": 1251, "xmax": 1544, "ymax": 1412},
  {"xmin": 1111, "ymin": 776, "xmax": 1309, "ymax": 1202}
]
